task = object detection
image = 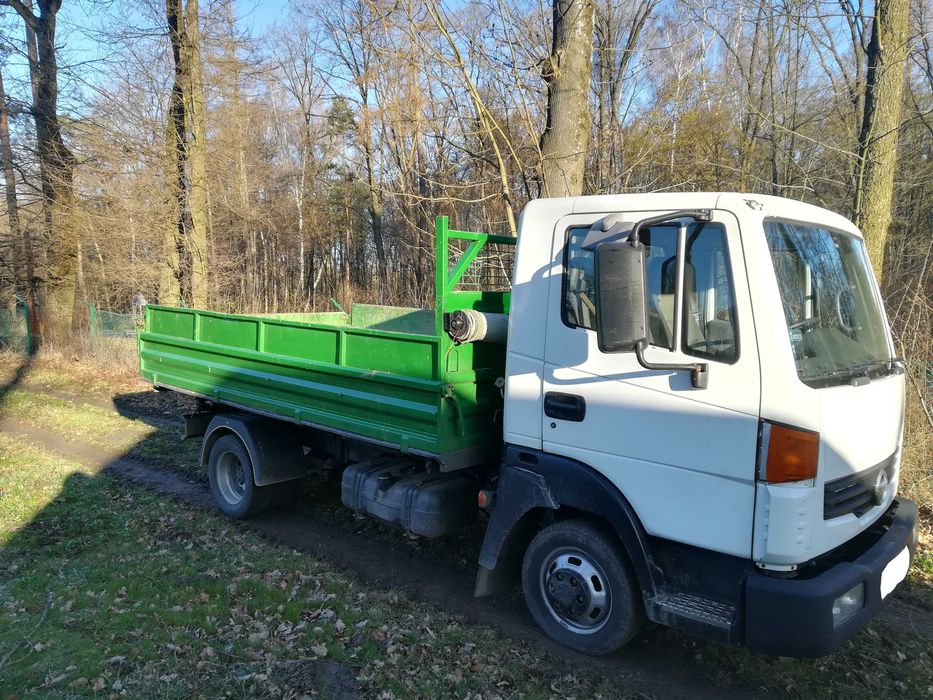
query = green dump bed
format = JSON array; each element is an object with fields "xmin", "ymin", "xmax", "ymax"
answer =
[{"xmin": 139, "ymin": 218, "xmax": 514, "ymax": 470}]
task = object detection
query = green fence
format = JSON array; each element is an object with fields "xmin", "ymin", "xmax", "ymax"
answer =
[
  {"xmin": 0, "ymin": 298, "xmax": 32, "ymax": 354},
  {"xmin": 87, "ymin": 303, "xmax": 142, "ymax": 341}
]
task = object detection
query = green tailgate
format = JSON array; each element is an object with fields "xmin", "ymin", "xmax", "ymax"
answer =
[{"xmin": 139, "ymin": 218, "xmax": 514, "ymax": 469}]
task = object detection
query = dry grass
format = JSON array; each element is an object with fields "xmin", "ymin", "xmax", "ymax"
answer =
[
  {"xmin": 0, "ymin": 340, "xmax": 144, "ymax": 398},
  {"xmin": 901, "ymin": 373, "xmax": 933, "ymax": 516}
]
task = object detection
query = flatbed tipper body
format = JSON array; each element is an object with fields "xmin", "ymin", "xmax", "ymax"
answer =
[{"xmin": 139, "ymin": 218, "xmax": 513, "ymax": 470}]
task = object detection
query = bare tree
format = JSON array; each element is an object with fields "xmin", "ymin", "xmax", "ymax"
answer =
[
  {"xmin": 312, "ymin": 0, "xmax": 389, "ymax": 288},
  {"xmin": 0, "ymin": 65, "xmax": 27, "ymax": 296},
  {"xmin": 853, "ymin": 0, "xmax": 911, "ymax": 282},
  {"xmin": 184, "ymin": 0, "xmax": 209, "ymax": 306},
  {"xmin": 160, "ymin": 0, "xmax": 210, "ymax": 307},
  {"xmin": 421, "ymin": 1, "xmax": 520, "ymax": 235},
  {"xmin": 4, "ymin": 0, "xmax": 76, "ymax": 339},
  {"xmin": 540, "ymin": 0, "xmax": 594, "ymax": 197},
  {"xmin": 592, "ymin": 0, "xmax": 657, "ymax": 192},
  {"xmin": 162, "ymin": 0, "xmax": 188, "ymax": 304}
]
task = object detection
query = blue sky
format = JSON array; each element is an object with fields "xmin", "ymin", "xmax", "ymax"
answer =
[{"xmin": 1, "ymin": 0, "xmax": 292, "ymax": 106}]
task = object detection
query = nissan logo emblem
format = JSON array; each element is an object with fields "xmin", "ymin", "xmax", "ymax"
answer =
[{"xmin": 872, "ymin": 470, "xmax": 889, "ymax": 506}]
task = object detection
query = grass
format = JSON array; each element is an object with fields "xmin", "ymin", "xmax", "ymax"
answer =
[
  {"xmin": 900, "ymin": 367, "xmax": 933, "ymax": 515},
  {"xmin": 681, "ymin": 612, "xmax": 933, "ymax": 699},
  {"xmin": 1, "ymin": 351, "xmax": 932, "ymax": 698},
  {"xmin": 0, "ymin": 386, "xmax": 202, "ymax": 479},
  {"xmin": 0, "ymin": 435, "xmax": 624, "ymax": 698}
]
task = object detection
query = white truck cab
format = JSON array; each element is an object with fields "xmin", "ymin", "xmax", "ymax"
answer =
[{"xmin": 477, "ymin": 193, "xmax": 919, "ymax": 657}]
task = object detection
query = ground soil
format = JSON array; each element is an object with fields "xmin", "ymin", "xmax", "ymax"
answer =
[
  {"xmin": 0, "ymin": 409, "xmax": 775, "ymax": 700},
  {"xmin": 4, "ymin": 378, "xmax": 932, "ymax": 698}
]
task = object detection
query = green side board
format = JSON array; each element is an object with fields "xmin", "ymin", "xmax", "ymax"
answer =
[{"xmin": 138, "ymin": 217, "xmax": 515, "ymax": 469}]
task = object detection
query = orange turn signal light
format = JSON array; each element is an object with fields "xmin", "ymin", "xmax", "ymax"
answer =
[{"xmin": 764, "ymin": 423, "xmax": 819, "ymax": 483}]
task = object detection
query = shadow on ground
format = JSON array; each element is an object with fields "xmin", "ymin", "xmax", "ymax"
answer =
[{"xmin": 0, "ymin": 354, "xmax": 32, "ymax": 405}]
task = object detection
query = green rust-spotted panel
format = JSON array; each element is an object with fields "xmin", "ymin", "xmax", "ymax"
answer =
[
  {"xmin": 350, "ymin": 304, "xmax": 435, "ymax": 334},
  {"xmin": 344, "ymin": 333, "xmax": 437, "ymax": 379},
  {"xmin": 199, "ymin": 314, "xmax": 259, "ymax": 350},
  {"xmin": 149, "ymin": 308, "xmax": 195, "ymax": 339},
  {"xmin": 139, "ymin": 334, "xmax": 442, "ymax": 452},
  {"xmin": 262, "ymin": 323, "xmax": 340, "ymax": 364},
  {"xmin": 260, "ymin": 311, "xmax": 349, "ymax": 325},
  {"xmin": 139, "ymin": 305, "xmax": 491, "ymax": 464}
]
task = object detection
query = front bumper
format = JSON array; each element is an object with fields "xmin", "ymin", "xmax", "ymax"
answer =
[{"xmin": 745, "ymin": 498, "xmax": 919, "ymax": 657}]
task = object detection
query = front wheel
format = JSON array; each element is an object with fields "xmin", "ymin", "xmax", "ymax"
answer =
[
  {"xmin": 207, "ymin": 434, "xmax": 272, "ymax": 518},
  {"xmin": 522, "ymin": 519, "xmax": 644, "ymax": 655}
]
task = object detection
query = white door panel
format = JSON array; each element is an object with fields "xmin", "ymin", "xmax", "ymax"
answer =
[
  {"xmin": 503, "ymin": 352, "xmax": 546, "ymax": 449},
  {"xmin": 542, "ymin": 211, "xmax": 761, "ymax": 558},
  {"xmin": 544, "ymin": 362, "xmax": 759, "ymax": 482}
]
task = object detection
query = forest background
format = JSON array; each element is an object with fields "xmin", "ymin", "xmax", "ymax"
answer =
[{"xmin": 0, "ymin": 1, "xmax": 928, "ymax": 488}]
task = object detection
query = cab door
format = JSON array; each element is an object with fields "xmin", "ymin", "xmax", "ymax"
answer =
[{"xmin": 540, "ymin": 210, "xmax": 761, "ymax": 558}]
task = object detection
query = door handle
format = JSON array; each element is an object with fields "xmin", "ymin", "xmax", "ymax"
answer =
[{"xmin": 544, "ymin": 392, "xmax": 586, "ymax": 422}]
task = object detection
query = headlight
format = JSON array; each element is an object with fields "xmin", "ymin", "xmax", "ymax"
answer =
[{"xmin": 832, "ymin": 583, "xmax": 864, "ymax": 627}]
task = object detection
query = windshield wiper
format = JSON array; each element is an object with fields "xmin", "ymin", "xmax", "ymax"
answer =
[
  {"xmin": 804, "ymin": 359, "xmax": 897, "ymax": 387},
  {"xmin": 847, "ymin": 360, "xmax": 892, "ymax": 376}
]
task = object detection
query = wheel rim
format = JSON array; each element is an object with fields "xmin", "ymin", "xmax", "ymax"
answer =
[
  {"xmin": 216, "ymin": 451, "xmax": 246, "ymax": 506},
  {"xmin": 539, "ymin": 547, "xmax": 612, "ymax": 635}
]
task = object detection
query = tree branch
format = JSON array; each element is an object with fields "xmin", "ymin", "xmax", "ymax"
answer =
[{"xmin": 2, "ymin": 0, "xmax": 39, "ymax": 32}]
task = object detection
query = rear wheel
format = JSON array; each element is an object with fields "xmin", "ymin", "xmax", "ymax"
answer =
[
  {"xmin": 522, "ymin": 519, "xmax": 644, "ymax": 655},
  {"xmin": 207, "ymin": 434, "xmax": 272, "ymax": 518}
]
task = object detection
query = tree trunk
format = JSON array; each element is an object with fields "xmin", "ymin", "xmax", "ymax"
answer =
[
  {"xmin": 0, "ymin": 67, "xmax": 28, "ymax": 294},
  {"xmin": 360, "ymin": 107, "xmax": 386, "ymax": 297},
  {"xmin": 853, "ymin": 0, "xmax": 910, "ymax": 285},
  {"xmin": 9, "ymin": 0, "xmax": 75, "ymax": 342},
  {"xmin": 184, "ymin": 0, "xmax": 210, "ymax": 307},
  {"xmin": 161, "ymin": 0, "xmax": 187, "ymax": 305},
  {"xmin": 540, "ymin": 0, "xmax": 594, "ymax": 198}
]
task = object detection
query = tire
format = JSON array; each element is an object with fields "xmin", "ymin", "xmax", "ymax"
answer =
[
  {"xmin": 207, "ymin": 434, "xmax": 272, "ymax": 518},
  {"xmin": 522, "ymin": 519, "xmax": 644, "ymax": 655}
]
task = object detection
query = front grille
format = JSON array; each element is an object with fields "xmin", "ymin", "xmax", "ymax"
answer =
[{"xmin": 823, "ymin": 454, "xmax": 896, "ymax": 520}]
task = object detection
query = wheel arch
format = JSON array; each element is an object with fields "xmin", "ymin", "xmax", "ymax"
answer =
[
  {"xmin": 475, "ymin": 446, "xmax": 661, "ymax": 599},
  {"xmin": 201, "ymin": 413, "xmax": 308, "ymax": 486}
]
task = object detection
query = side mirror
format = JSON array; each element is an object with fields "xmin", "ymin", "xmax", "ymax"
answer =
[
  {"xmin": 594, "ymin": 241, "xmax": 648, "ymax": 353},
  {"xmin": 594, "ymin": 239, "xmax": 709, "ymax": 389}
]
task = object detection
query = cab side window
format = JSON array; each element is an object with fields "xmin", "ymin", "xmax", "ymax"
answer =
[
  {"xmin": 562, "ymin": 225, "xmax": 678, "ymax": 351},
  {"xmin": 563, "ymin": 222, "xmax": 738, "ymax": 363},
  {"xmin": 562, "ymin": 228, "xmax": 597, "ymax": 330},
  {"xmin": 682, "ymin": 223, "xmax": 738, "ymax": 363},
  {"xmin": 642, "ymin": 226, "xmax": 678, "ymax": 350}
]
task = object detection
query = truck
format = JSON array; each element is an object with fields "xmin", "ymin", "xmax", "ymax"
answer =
[{"xmin": 139, "ymin": 192, "xmax": 920, "ymax": 658}]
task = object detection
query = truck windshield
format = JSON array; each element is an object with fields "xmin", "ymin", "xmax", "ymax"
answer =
[{"xmin": 764, "ymin": 220, "xmax": 892, "ymax": 388}]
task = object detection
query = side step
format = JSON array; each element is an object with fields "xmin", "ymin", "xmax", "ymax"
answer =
[{"xmin": 650, "ymin": 593, "xmax": 740, "ymax": 644}]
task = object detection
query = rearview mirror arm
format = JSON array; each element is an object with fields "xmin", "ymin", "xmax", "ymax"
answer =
[
  {"xmin": 630, "ymin": 209, "xmax": 712, "ymax": 245},
  {"xmin": 634, "ymin": 341, "xmax": 709, "ymax": 389}
]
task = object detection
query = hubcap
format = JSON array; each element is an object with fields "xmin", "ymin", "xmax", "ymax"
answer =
[
  {"xmin": 216, "ymin": 451, "xmax": 246, "ymax": 506},
  {"xmin": 540, "ymin": 548, "xmax": 611, "ymax": 634}
]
